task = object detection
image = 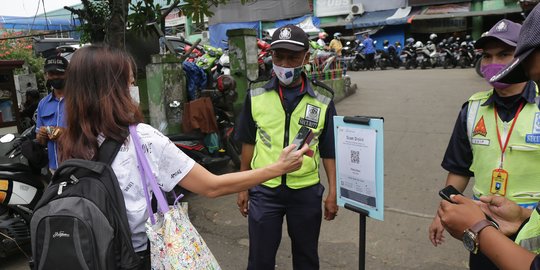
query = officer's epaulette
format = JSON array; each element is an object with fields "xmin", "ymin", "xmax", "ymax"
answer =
[{"xmin": 310, "ymin": 79, "xmax": 335, "ymax": 98}]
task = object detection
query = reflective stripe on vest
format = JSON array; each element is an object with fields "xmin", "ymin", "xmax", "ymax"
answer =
[
  {"xmin": 250, "ymin": 85, "xmax": 330, "ymax": 189},
  {"xmin": 515, "ymin": 207, "xmax": 540, "ymax": 253},
  {"xmin": 466, "ymin": 88, "xmax": 540, "ymax": 206}
]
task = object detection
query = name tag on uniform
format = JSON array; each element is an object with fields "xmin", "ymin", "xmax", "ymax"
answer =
[
  {"xmin": 471, "ymin": 138, "xmax": 490, "ymax": 146},
  {"xmin": 526, "ymin": 134, "xmax": 540, "ymax": 144},
  {"xmin": 299, "ymin": 104, "xmax": 321, "ymax": 129}
]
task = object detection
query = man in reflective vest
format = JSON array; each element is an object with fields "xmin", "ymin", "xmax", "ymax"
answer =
[
  {"xmin": 437, "ymin": 6, "xmax": 540, "ymax": 269},
  {"xmin": 235, "ymin": 24, "xmax": 338, "ymax": 270},
  {"xmin": 429, "ymin": 19, "xmax": 540, "ymax": 269}
]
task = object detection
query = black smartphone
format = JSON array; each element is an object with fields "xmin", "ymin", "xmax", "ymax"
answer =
[
  {"xmin": 439, "ymin": 185, "xmax": 462, "ymax": 203},
  {"xmin": 291, "ymin": 126, "xmax": 313, "ymax": 150},
  {"xmin": 438, "ymin": 185, "xmax": 499, "ymax": 227}
]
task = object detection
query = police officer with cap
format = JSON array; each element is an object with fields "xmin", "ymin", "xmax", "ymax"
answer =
[
  {"xmin": 437, "ymin": 7, "xmax": 540, "ymax": 269},
  {"xmin": 429, "ymin": 18, "xmax": 540, "ymax": 270},
  {"xmin": 36, "ymin": 55, "xmax": 68, "ymax": 171},
  {"xmin": 235, "ymin": 24, "xmax": 338, "ymax": 269}
]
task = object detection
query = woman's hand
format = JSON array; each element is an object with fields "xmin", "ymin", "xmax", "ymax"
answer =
[
  {"xmin": 438, "ymin": 195, "xmax": 485, "ymax": 240},
  {"xmin": 478, "ymin": 196, "xmax": 528, "ymax": 236},
  {"xmin": 275, "ymin": 143, "xmax": 309, "ymax": 174}
]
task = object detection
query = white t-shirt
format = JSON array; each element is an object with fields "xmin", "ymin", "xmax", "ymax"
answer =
[
  {"xmin": 100, "ymin": 124, "xmax": 195, "ymax": 252},
  {"xmin": 317, "ymin": 39, "xmax": 326, "ymax": 47}
]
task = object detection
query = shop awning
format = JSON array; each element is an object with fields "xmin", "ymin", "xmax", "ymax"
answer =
[
  {"xmin": 346, "ymin": 7, "xmax": 411, "ymax": 29},
  {"xmin": 0, "ymin": 16, "xmax": 80, "ymax": 31},
  {"xmin": 409, "ymin": 2, "xmax": 521, "ymax": 21}
]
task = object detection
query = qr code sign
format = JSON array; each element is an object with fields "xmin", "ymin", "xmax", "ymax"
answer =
[{"xmin": 350, "ymin": 150, "xmax": 359, "ymax": 164}]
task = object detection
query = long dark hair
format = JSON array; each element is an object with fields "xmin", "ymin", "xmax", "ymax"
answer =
[{"xmin": 59, "ymin": 44, "xmax": 143, "ymax": 161}]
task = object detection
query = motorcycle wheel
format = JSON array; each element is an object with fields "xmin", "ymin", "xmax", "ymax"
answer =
[
  {"xmin": 379, "ymin": 61, "xmax": 387, "ymax": 70},
  {"xmin": 405, "ymin": 61, "xmax": 412, "ymax": 70},
  {"xmin": 348, "ymin": 61, "xmax": 358, "ymax": 71},
  {"xmin": 443, "ymin": 59, "xmax": 451, "ymax": 69},
  {"xmin": 421, "ymin": 61, "xmax": 428, "ymax": 69},
  {"xmin": 225, "ymin": 135, "xmax": 241, "ymax": 169},
  {"xmin": 459, "ymin": 58, "xmax": 468, "ymax": 69},
  {"xmin": 475, "ymin": 58, "xmax": 483, "ymax": 77}
]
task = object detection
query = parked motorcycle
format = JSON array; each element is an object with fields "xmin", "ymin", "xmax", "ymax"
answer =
[
  {"xmin": 257, "ymin": 39, "xmax": 272, "ymax": 80},
  {"xmin": 400, "ymin": 43, "xmax": 418, "ymax": 70},
  {"xmin": 439, "ymin": 41, "xmax": 457, "ymax": 69},
  {"xmin": 458, "ymin": 41, "xmax": 475, "ymax": 68},
  {"xmin": 168, "ymin": 75, "xmax": 241, "ymax": 171},
  {"xmin": 0, "ymin": 127, "xmax": 49, "ymax": 258}
]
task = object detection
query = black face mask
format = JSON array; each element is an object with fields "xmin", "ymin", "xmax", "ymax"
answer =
[{"xmin": 47, "ymin": 79, "xmax": 65, "ymax": 90}]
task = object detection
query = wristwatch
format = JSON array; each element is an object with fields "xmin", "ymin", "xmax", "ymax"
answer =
[{"xmin": 463, "ymin": 219, "xmax": 498, "ymax": 254}]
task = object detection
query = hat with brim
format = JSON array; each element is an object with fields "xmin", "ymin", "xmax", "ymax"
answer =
[
  {"xmin": 490, "ymin": 48, "xmax": 534, "ymax": 84},
  {"xmin": 44, "ymin": 55, "xmax": 68, "ymax": 73},
  {"xmin": 493, "ymin": 5, "xmax": 540, "ymax": 84},
  {"xmin": 474, "ymin": 36, "xmax": 517, "ymax": 49},
  {"xmin": 474, "ymin": 19, "xmax": 521, "ymax": 50},
  {"xmin": 270, "ymin": 25, "xmax": 309, "ymax": 52}
]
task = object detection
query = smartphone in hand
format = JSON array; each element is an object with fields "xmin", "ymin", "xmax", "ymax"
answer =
[
  {"xmin": 438, "ymin": 185, "xmax": 499, "ymax": 228},
  {"xmin": 291, "ymin": 126, "xmax": 313, "ymax": 150},
  {"xmin": 439, "ymin": 185, "xmax": 462, "ymax": 203}
]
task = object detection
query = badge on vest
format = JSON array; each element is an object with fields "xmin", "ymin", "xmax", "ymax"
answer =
[
  {"xmin": 490, "ymin": 168, "xmax": 508, "ymax": 196},
  {"xmin": 299, "ymin": 104, "xmax": 320, "ymax": 129},
  {"xmin": 472, "ymin": 116, "xmax": 487, "ymax": 137},
  {"xmin": 525, "ymin": 113, "xmax": 540, "ymax": 144}
]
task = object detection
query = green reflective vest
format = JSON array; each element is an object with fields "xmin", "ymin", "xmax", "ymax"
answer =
[
  {"xmin": 515, "ymin": 207, "xmax": 540, "ymax": 253},
  {"xmin": 250, "ymin": 83, "xmax": 332, "ymax": 189},
  {"xmin": 467, "ymin": 87, "xmax": 540, "ymax": 207}
]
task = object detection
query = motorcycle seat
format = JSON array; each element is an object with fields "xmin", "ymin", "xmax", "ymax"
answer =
[{"xmin": 0, "ymin": 159, "xmax": 31, "ymax": 172}]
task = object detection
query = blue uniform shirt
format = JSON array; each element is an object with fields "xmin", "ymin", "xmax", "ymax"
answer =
[
  {"xmin": 35, "ymin": 93, "xmax": 66, "ymax": 169},
  {"xmin": 235, "ymin": 75, "xmax": 336, "ymax": 159},
  {"xmin": 362, "ymin": 38, "xmax": 376, "ymax": 54},
  {"xmin": 441, "ymin": 81, "xmax": 537, "ymax": 177}
]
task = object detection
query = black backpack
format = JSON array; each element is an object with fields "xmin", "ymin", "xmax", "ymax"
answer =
[{"xmin": 30, "ymin": 139, "xmax": 141, "ymax": 270}]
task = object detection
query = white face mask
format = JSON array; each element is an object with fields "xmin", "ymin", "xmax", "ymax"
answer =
[
  {"xmin": 129, "ymin": 86, "xmax": 140, "ymax": 104},
  {"xmin": 272, "ymin": 52, "xmax": 308, "ymax": 86}
]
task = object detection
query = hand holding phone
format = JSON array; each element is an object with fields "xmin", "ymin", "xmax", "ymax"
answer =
[
  {"xmin": 291, "ymin": 126, "xmax": 314, "ymax": 157},
  {"xmin": 438, "ymin": 185, "xmax": 499, "ymax": 228},
  {"xmin": 439, "ymin": 185, "xmax": 462, "ymax": 203}
]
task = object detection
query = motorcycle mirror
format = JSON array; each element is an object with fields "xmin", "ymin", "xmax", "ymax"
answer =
[{"xmin": 0, "ymin": 133, "xmax": 15, "ymax": 143}]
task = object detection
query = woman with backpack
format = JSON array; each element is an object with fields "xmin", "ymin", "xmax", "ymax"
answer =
[{"xmin": 54, "ymin": 44, "xmax": 309, "ymax": 268}]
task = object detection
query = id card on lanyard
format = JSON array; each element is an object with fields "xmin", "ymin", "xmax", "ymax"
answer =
[{"xmin": 490, "ymin": 102, "xmax": 524, "ymax": 196}]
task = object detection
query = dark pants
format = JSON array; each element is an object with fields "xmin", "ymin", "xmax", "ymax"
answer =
[
  {"xmin": 366, "ymin": 53, "xmax": 375, "ymax": 69},
  {"xmin": 247, "ymin": 183, "xmax": 324, "ymax": 270}
]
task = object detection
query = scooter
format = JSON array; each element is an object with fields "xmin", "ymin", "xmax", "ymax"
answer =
[
  {"xmin": 0, "ymin": 127, "xmax": 49, "ymax": 258},
  {"xmin": 168, "ymin": 75, "xmax": 241, "ymax": 171}
]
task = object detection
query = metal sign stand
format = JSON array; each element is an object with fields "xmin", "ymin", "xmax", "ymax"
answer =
[{"xmin": 345, "ymin": 203, "xmax": 370, "ymax": 270}]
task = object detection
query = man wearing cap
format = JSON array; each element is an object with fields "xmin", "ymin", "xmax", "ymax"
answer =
[
  {"xmin": 35, "ymin": 55, "xmax": 68, "ymax": 171},
  {"xmin": 235, "ymin": 24, "xmax": 338, "ymax": 270},
  {"xmin": 436, "ymin": 8, "xmax": 540, "ymax": 269},
  {"xmin": 428, "ymin": 19, "xmax": 540, "ymax": 269}
]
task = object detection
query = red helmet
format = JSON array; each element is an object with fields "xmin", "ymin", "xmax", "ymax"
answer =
[{"xmin": 318, "ymin": 32, "xmax": 328, "ymax": 39}]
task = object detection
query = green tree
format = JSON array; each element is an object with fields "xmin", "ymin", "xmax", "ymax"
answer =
[
  {"xmin": 0, "ymin": 31, "xmax": 45, "ymax": 83},
  {"xmin": 65, "ymin": 0, "xmax": 251, "ymax": 49}
]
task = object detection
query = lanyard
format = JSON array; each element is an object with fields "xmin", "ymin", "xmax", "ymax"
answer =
[
  {"xmin": 494, "ymin": 101, "xmax": 525, "ymax": 168},
  {"xmin": 278, "ymin": 79, "xmax": 305, "ymax": 108}
]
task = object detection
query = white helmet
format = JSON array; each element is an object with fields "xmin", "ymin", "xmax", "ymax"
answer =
[
  {"xmin": 414, "ymin": 41, "xmax": 424, "ymax": 48},
  {"xmin": 429, "ymin": 33, "xmax": 438, "ymax": 40}
]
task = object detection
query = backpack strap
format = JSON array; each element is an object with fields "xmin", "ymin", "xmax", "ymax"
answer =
[
  {"xmin": 98, "ymin": 139, "xmax": 123, "ymax": 165},
  {"xmin": 98, "ymin": 129, "xmax": 129, "ymax": 165}
]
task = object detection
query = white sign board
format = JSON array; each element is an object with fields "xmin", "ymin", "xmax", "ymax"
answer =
[{"xmin": 315, "ymin": 0, "xmax": 351, "ymax": 17}]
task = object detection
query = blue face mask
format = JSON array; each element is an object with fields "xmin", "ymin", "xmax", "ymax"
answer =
[
  {"xmin": 273, "ymin": 64, "xmax": 303, "ymax": 86},
  {"xmin": 273, "ymin": 52, "xmax": 307, "ymax": 86}
]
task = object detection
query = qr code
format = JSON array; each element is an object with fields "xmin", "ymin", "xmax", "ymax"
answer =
[{"xmin": 350, "ymin": 150, "xmax": 359, "ymax": 164}]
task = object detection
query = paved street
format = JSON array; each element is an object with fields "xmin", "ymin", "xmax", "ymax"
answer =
[{"xmin": 1, "ymin": 67, "xmax": 487, "ymax": 269}]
